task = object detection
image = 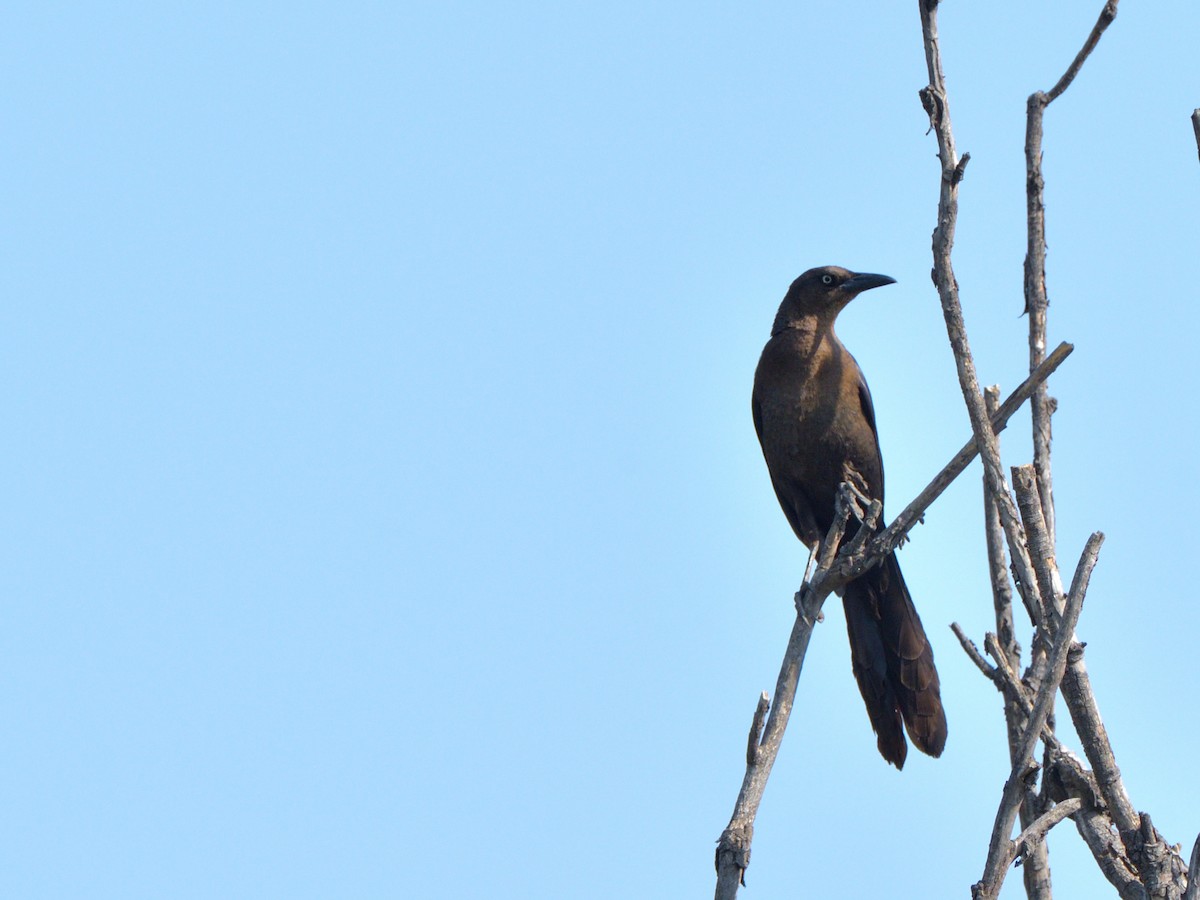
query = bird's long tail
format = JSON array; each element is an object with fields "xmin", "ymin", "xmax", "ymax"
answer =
[{"xmin": 842, "ymin": 552, "xmax": 946, "ymax": 769}]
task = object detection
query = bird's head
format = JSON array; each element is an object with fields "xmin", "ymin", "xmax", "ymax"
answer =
[{"xmin": 772, "ymin": 266, "xmax": 896, "ymax": 334}]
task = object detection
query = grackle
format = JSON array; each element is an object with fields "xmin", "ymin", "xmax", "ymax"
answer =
[{"xmin": 752, "ymin": 266, "xmax": 946, "ymax": 768}]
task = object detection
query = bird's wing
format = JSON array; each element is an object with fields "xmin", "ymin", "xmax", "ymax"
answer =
[
  {"xmin": 856, "ymin": 374, "xmax": 886, "ymax": 502},
  {"xmin": 856, "ymin": 375, "xmax": 878, "ymax": 436},
  {"xmin": 753, "ymin": 391, "xmax": 820, "ymax": 547}
]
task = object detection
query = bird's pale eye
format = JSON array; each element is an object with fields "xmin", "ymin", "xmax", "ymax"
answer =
[{"xmin": 821, "ymin": 274, "xmax": 834, "ymax": 285}]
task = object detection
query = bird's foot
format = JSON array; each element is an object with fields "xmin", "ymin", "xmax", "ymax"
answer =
[{"xmin": 793, "ymin": 588, "xmax": 825, "ymax": 624}]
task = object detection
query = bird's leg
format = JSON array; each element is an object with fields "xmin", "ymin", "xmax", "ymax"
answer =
[
  {"xmin": 795, "ymin": 542, "xmax": 827, "ymax": 624},
  {"xmin": 801, "ymin": 543, "xmax": 818, "ymax": 589}
]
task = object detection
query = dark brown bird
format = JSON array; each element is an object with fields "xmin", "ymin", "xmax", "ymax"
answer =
[{"xmin": 752, "ymin": 265, "xmax": 946, "ymax": 768}]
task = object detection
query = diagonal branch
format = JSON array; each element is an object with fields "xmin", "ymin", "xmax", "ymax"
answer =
[
  {"xmin": 872, "ymin": 342, "xmax": 1071, "ymax": 564},
  {"xmin": 1044, "ymin": 0, "xmax": 1120, "ymax": 104},
  {"xmin": 1011, "ymin": 798, "xmax": 1084, "ymax": 867},
  {"xmin": 714, "ymin": 484, "xmax": 865, "ymax": 898},
  {"xmin": 973, "ymin": 533, "xmax": 1104, "ymax": 900},
  {"xmin": 980, "ymin": 391, "xmax": 1057, "ymax": 899},
  {"xmin": 917, "ymin": 0, "xmax": 1046, "ymax": 638},
  {"xmin": 950, "ymin": 622, "xmax": 995, "ymax": 680}
]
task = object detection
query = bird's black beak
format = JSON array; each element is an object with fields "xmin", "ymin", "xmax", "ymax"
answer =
[{"xmin": 842, "ymin": 272, "xmax": 896, "ymax": 294}]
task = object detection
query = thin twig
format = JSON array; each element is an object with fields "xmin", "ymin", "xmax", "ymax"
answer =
[
  {"xmin": 981, "ymin": 634, "xmax": 1062, "ymax": 751},
  {"xmin": 1045, "ymin": 1, "xmax": 1120, "ymax": 104},
  {"xmin": 951, "ymin": 623, "xmax": 996, "ymax": 680},
  {"xmin": 1011, "ymin": 798, "xmax": 1083, "ymax": 864}
]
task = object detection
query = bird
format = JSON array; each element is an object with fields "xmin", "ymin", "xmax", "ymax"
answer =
[{"xmin": 751, "ymin": 265, "xmax": 946, "ymax": 768}]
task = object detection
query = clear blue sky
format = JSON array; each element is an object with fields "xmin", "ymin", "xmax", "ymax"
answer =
[{"xmin": 3, "ymin": 2, "xmax": 1198, "ymax": 897}]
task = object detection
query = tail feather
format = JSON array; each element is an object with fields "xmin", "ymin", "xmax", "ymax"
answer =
[{"xmin": 843, "ymin": 552, "xmax": 946, "ymax": 768}]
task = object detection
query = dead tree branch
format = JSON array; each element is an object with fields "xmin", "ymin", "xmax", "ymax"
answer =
[
  {"xmin": 918, "ymin": 0, "xmax": 1045, "ymax": 635},
  {"xmin": 973, "ymin": 534, "xmax": 1104, "ymax": 900},
  {"xmin": 873, "ymin": 343, "xmax": 1071, "ymax": 566},
  {"xmin": 1024, "ymin": 0, "xmax": 1118, "ymax": 547},
  {"xmin": 913, "ymin": 2, "xmax": 1198, "ymax": 895},
  {"xmin": 985, "ymin": 391, "xmax": 1051, "ymax": 897},
  {"xmin": 714, "ymin": 484, "xmax": 870, "ymax": 898},
  {"xmin": 951, "ymin": 622, "xmax": 995, "ymax": 680},
  {"xmin": 1012, "ymin": 799, "xmax": 1084, "ymax": 870}
]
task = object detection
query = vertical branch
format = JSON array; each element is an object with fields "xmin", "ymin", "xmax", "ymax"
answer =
[
  {"xmin": 983, "ymin": 389, "xmax": 1053, "ymax": 900},
  {"xmin": 1024, "ymin": 92, "xmax": 1057, "ymax": 547},
  {"xmin": 1023, "ymin": 0, "xmax": 1118, "ymax": 551},
  {"xmin": 1013, "ymin": 465, "xmax": 1066, "ymax": 625},
  {"xmin": 1192, "ymin": 109, "xmax": 1200, "ymax": 164},
  {"xmin": 917, "ymin": 0, "xmax": 1044, "ymax": 627},
  {"xmin": 983, "ymin": 387, "xmax": 1019, "ymax": 662}
]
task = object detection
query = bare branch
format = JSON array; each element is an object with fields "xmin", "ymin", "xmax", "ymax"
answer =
[
  {"xmin": 1039, "ymin": 534, "xmax": 1191, "ymax": 892},
  {"xmin": 982, "ymin": 635, "xmax": 1063, "ymax": 750},
  {"xmin": 873, "ymin": 342, "xmax": 1072, "ymax": 561},
  {"xmin": 1045, "ymin": 1, "xmax": 1120, "ymax": 104},
  {"xmin": 917, "ymin": 0, "xmax": 1047, "ymax": 643},
  {"xmin": 1012, "ymin": 798, "xmax": 1084, "ymax": 863},
  {"xmin": 1012, "ymin": 465, "xmax": 1064, "ymax": 627},
  {"xmin": 1051, "ymin": 535, "xmax": 1141, "ymax": 839},
  {"xmin": 715, "ymin": 607, "xmax": 822, "ymax": 897},
  {"xmin": 715, "ymin": 485, "xmax": 879, "ymax": 897},
  {"xmin": 1060, "ymin": 652, "xmax": 1139, "ymax": 834},
  {"xmin": 977, "ymin": 394, "xmax": 1058, "ymax": 897},
  {"xmin": 973, "ymin": 535, "xmax": 1102, "ymax": 900},
  {"xmin": 982, "ymin": 387, "xmax": 1019, "ymax": 666},
  {"xmin": 1024, "ymin": 0, "xmax": 1119, "ymax": 549},
  {"xmin": 951, "ymin": 622, "xmax": 996, "ymax": 680},
  {"xmin": 1071, "ymin": 805, "xmax": 1144, "ymax": 899}
]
